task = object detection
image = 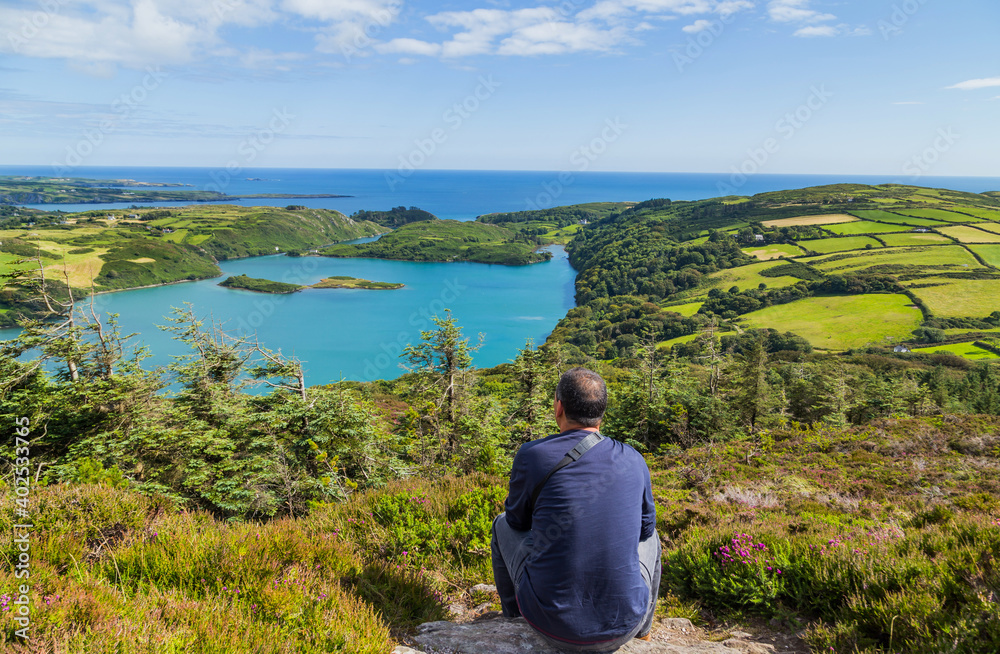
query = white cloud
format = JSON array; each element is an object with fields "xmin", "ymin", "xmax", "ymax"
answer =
[
  {"xmin": 0, "ymin": 0, "xmax": 209, "ymax": 69},
  {"xmin": 286, "ymin": 0, "xmax": 403, "ymax": 55},
  {"xmin": 0, "ymin": 0, "xmax": 399, "ymax": 71},
  {"xmin": 623, "ymin": 0, "xmax": 715, "ymax": 14},
  {"xmin": 946, "ymin": 77, "xmax": 1000, "ymax": 91},
  {"xmin": 577, "ymin": 0, "xmax": 634, "ymax": 22},
  {"xmin": 497, "ymin": 21, "xmax": 629, "ymax": 55},
  {"xmin": 682, "ymin": 19, "xmax": 714, "ymax": 33},
  {"xmin": 404, "ymin": 6, "xmax": 632, "ymax": 58},
  {"xmin": 892, "ymin": 101, "xmax": 924, "ymax": 105},
  {"xmin": 0, "ymin": 0, "xmax": 762, "ymax": 67},
  {"xmin": 794, "ymin": 24, "xmax": 836, "ymax": 37},
  {"xmin": 715, "ymin": 1, "xmax": 755, "ymax": 16},
  {"xmin": 376, "ymin": 38, "xmax": 442, "ymax": 57},
  {"xmin": 766, "ymin": 1, "xmax": 871, "ymax": 39},
  {"xmin": 389, "ymin": 0, "xmax": 754, "ymax": 59},
  {"xmin": 768, "ymin": 0, "xmax": 834, "ymax": 24}
]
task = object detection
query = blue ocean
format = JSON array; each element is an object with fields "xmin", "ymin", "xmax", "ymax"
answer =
[{"xmin": 6, "ymin": 166, "xmax": 1000, "ymax": 219}]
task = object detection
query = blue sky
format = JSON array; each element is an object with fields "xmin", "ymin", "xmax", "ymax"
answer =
[{"xmin": 1, "ymin": 0, "xmax": 998, "ymax": 176}]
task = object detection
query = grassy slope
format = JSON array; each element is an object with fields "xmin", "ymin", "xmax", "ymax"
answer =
[
  {"xmin": 823, "ymin": 221, "xmax": 912, "ymax": 235},
  {"xmin": 707, "ymin": 260, "xmax": 805, "ymax": 293},
  {"xmin": 913, "ymin": 341, "xmax": 1000, "ymax": 360},
  {"xmin": 849, "ymin": 210, "xmax": 948, "ymax": 227},
  {"xmin": 741, "ymin": 243, "xmax": 804, "ymax": 260},
  {"xmin": 938, "ymin": 225, "xmax": 1000, "ymax": 243},
  {"xmin": 879, "ymin": 232, "xmax": 953, "ymax": 247},
  {"xmin": 320, "ymin": 219, "xmax": 550, "ymax": 265},
  {"xmin": 905, "ymin": 277, "xmax": 1000, "ymax": 318},
  {"xmin": 5, "ymin": 416, "xmax": 1000, "ymax": 653},
  {"xmin": 663, "ymin": 301, "xmax": 706, "ymax": 317},
  {"xmin": 144, "ymin": 205, "xmax": 383, "ymax": 260},
  {"xmin": 968, "ymin": 244, "xmax": 1000, "ymax": 267},
  {"xmin": 802, "ymin": 246, "xmax": 983, "ymax": 274},
  {"xmin": 796, "ymin": 236, "xmax": 883, "ymax": 254},
  {"xmin": 657, "ymin": 416, "xmax": 1000, "ymax": 652},
  {"xmin": 739, "ymin": 294, "xmax": 923, "ymax": 350}
]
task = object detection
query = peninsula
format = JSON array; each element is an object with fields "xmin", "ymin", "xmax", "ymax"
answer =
[
  {"xmin": 319, "ymin": 219, "xmax": 551, "ymax": 265},
  {"xmin": 0, "ymin": 176, "xmax": 351, "ymax": 205}
]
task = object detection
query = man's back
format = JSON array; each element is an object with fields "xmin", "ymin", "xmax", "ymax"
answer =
[{"xmin": 503, "ymin": 429, "xmax": 656, "ymax": 645}]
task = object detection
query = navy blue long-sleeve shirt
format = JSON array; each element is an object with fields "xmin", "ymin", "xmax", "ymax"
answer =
[{"xmin": 504, "ymin": 429, "xmax": 656, "ymax": 645}]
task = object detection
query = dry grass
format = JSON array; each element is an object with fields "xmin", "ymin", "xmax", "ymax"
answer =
[
  {"xmin": 741, "ymin": 244, "xmax": 805, "ymax": 261},
  {"xmin": 761, "ymin": 214, "xmax": 859, "ymax": 228},
  {"xmin": 937, "ymin": 225, "xmax": 1000, "ymax": 244}
]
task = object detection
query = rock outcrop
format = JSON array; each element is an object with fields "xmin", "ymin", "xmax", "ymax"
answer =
[{"xmin": 392, "ymin": 617, "xmax": 777, "ymax": 654}]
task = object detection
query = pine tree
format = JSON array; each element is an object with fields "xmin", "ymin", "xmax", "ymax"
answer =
[{"xmin": 402, "ymin": 310, "xmax": 482, "ymax": 452}]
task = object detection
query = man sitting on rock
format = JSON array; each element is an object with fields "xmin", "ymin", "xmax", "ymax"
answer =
[{"xmin": 491, "ymin": 367, "xmax": 660, "ymax": 651}]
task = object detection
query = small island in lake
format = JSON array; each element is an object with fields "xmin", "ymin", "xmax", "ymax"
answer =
[
  {"xmin": 218, "ymin": 274, "xmax": 303, "ymax": 294},
  {"xmin": 218, "ymin": 274, "xmax": 403, "ymax": 294},
  {"xmin": 310, "ymin": 276, "xmax": 404, "ymax": 290}
]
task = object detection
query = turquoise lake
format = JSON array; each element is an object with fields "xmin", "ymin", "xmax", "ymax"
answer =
[{"xmin": 4, "ymin": 247, "xmax": 576, "ymax": 383}]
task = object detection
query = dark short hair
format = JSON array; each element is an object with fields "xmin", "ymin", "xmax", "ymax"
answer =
[{"xmin": 556, "ymin": 368, "xmax": 607, "ymax": 427}]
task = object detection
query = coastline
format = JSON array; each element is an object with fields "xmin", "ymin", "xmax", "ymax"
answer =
[{"xmin": 87, "ymin": 273, "xmax": 223, "ymax": 297}]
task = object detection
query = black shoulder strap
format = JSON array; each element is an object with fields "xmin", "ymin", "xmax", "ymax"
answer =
[{"xmin": 527, "ymin": 432, "xmax": 605, "ymax": 516}]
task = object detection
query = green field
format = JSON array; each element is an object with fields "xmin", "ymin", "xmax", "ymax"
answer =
[
  {"xmin": 938, "ymin": 225, "xmax": 1000, "ymax": 243},
  {"xmin": 958, "ymin": 207, "xmax": 1000, "ymax": 221},
  {"xmin": 656, "ymin": 333, "xmax": 700, "ymax": 349},
  {"xmin": 974, "ymin": 222, "xmax": 1000, "ymax": 235},
  {"xmin": 879, "ymin": 232, "xmax": 953, "ymax": 247},
  {"xmin": 541, "ymin": 223, "xmax": 582, "ymax": 244},
  {"xmin": 968, "ymin": 244, "xmax": 1000, "ymax": 268},
  {"xmin": 945, "ymin": 327, "xmax": 1000, "ymax": 336},
  {"xmin": 663, "ymin": 301, "xmax": 704, "ymax": 317},
  {"xmin": 913, "ymin": 342, "xmax": 1000, "ymax": 361},
  {"xmin": 849, "ymin": 210, "xmax": 947, "ymax": 227},
  {"xmin": 823, "ymin": 221, "xmax": 911, "ymax": 235},
  {"xmin": 804, "ymin": 246, "xmax": 983, "ymax": 274},
  {"xmin": 797, "ymin": 236, "xmax": 883, "ymax": 254},
  {"xmin": 741, "ymin": 243, "xmax": 805, "ymax": 260},
  {"xmin": 707, "ymin": 260, "xmax": 806, "ymax": 293},
  {"xmin": 908, "ymin": 277, "xmax": 1000, "ymax": 318},
  {"xmin": 892, "ymin": 208, "xmax": 983, "ymax": 223},
  {"xmin": 739, "ymin": 294, "xmax": 923, "ymax": 350}
]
